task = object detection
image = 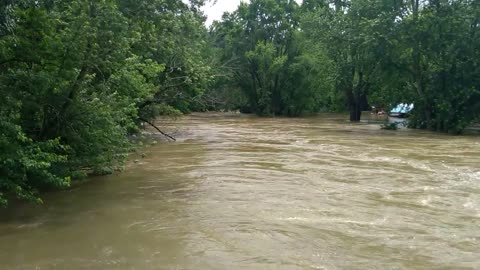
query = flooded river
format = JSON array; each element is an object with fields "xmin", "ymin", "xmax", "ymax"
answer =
[{"xmin": 1, "ymin": 113, "xmax": 479, "ymax": 269}]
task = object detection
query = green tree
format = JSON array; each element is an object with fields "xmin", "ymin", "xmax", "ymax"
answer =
[
  {"xmin": 395, "ymin": 0, "xmax": 480, "ymax": 133},
  {"xmin": 0, "ymin": 0, "xmax": 212, "ymax": 206},
  {"xmin": 211, "ymin": 0, "xmax": 328, "ymax": 116}
]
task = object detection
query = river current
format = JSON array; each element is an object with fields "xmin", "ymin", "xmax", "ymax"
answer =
[{"xmin": 1, "ymin": 113, "xmax": 479, "ymax": 269}]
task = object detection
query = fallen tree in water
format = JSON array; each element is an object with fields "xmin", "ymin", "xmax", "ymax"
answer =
[{"xmin": 139, "ymin": 118, "xmax": 176, "ymax": 142}]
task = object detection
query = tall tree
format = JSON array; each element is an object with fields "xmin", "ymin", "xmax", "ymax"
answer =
[
  {"xmin": 0, "ymin": 0, "xmax": 212, "ymax": 205},
  {"xmin": 211, "ymin": 0, "xmax": 329, "ymax": 116}
]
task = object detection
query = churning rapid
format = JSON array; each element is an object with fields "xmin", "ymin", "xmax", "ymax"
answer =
[{"xmin": 1, "ymin": 113, "xmax": 479, "ymax": 269}]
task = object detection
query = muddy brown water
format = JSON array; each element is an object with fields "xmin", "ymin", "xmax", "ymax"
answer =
[{"xmin": 1, "ymin": 113, "xmax": 479, "ymax": 269}]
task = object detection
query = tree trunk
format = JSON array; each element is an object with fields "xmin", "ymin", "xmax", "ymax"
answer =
[
  {"xmin": 271, "ymin": 74, "xmax": 281, "ymax": 115},
  {"xmin": 347, "ymin": 71, "xmax": 368, "ymax": 122},
  {"xmin": 349, "ymin": 103, "xmax": 362, "ymax": 122},
  {"xmin": 346, "ymin": 88, "xmax": 362, "ymax": 122}
]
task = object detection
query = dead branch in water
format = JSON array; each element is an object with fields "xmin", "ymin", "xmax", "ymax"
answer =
[{"xmin": 139, "ymin": 117, "xmax": 176, "ymax": 141}]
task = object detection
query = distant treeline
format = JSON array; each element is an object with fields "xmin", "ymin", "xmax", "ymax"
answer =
[{"xmin": 209, "ymin": 0, "xmax": 480, "ymax": 129}]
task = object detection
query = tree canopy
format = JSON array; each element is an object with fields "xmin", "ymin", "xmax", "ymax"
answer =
[
  {"xmin": 1, "ymin": 0, "xmax": 479, "ymax": 205},
  {"xmin": 209, "ymin": 0, "xmax": 479, "ymax": 126},
  {"xmin": 0, "ymin": 0, "xmax": 212, "ymax": 205}
]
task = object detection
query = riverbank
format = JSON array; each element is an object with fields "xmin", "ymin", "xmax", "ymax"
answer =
[{"xmin": 1, "ymin": 113, "xmax": 479, "ymax": 269}]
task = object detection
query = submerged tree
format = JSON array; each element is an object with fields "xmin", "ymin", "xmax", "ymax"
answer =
[
  {"xmin": 211, "ymin": 0, "xmax": 479, "ymax": 127},
  {"xmin": 210, "ymin": 0, "xmax": 335, "ymax": 116},
  {"xmin": 396, "ymin": 0, "xmax": 480, "ymax": 133},
  {"xmin": 1, "ymin": 0, "xmax": 478, "ymax": 206},
  {"xmin": 0, "ymin": 0, "xmax": 212, "ymax": 206}
]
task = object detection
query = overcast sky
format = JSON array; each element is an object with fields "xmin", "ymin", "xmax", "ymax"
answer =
[
  {"xmin": 202, "ymin": 0, "xmax": 245, "ymax": 26},
  {"xmin": 202, "ymin": 0, "xmax": 302, "ymax": 26}
]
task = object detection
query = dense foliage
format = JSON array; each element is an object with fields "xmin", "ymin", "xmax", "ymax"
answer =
[
  {"xmin": 209, "ymin": 0, "xmax": 480, "ymax": 125},
  {"xmin": 1, "ymin": 0, "xmax": 478, "ymax": 205},
  {"xmin": 0, "ymin": 0, "xmax": 212, "ymax": 205},
  {"xmin": 210, "ymin": 0, "xmax": 334, "ymax": 116}
]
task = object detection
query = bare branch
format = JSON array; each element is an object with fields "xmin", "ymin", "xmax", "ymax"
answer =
[{"xmin": 139, "ymin": 117, "xmax": 176, "ymax": 141}]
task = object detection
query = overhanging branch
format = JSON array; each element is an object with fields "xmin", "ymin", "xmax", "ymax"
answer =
[{"xmin": 139, "ymin": 117, "xmax": 176, "ymax": 141}]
